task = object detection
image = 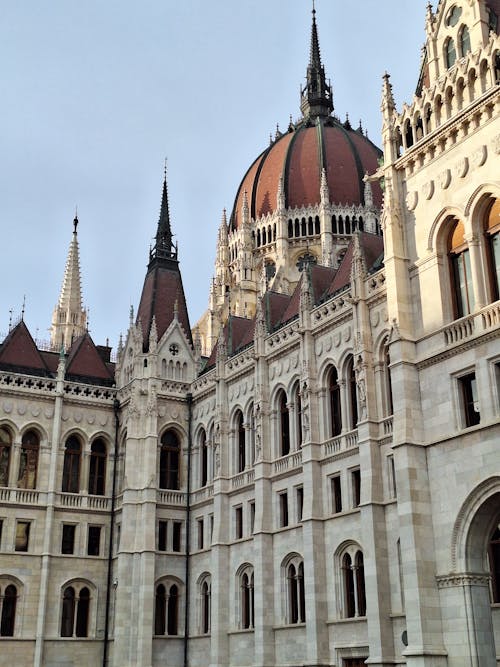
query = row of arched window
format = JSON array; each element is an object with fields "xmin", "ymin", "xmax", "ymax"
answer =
[
  {"xmin": 331, "ymin": 214, "xmax": 365, "ymax": 235},
  {"xmin": 444, "ymin": 24, "xmax": 471, "ymax": 70},
  {"xmin": 0, "ymin": 427, "xmax": 40, "ymax": 490},
  {"xmin": 287, "ymin": 216, "xmax": 320, "ymax": 239},
  {"xmin": 254, "ymin": 223, "xmax": 277, "ymax": 248}
]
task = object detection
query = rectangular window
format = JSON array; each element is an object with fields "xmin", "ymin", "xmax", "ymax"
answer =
[
  {"xmin": 61, "ymin": 524, "xmax": 76, "ymax": 554},
  {"xmin": 87, "ymin": 525, "xmax": 101, "ymax": 556},
  {"xmin": 235, "ymin": 506, "xmax": 243, "ymax": 539},
  {"xmin": 172, "ymin": 521, "xmax": 182, "ymax": 552},
  {"xmin": 388, "ymin": 455, "xmax": 397, "ymax": 498},
  {"xmin": 209, "ymin": 514, "xmax": 214, "ymax": 543},
  {"xmin": 0, "ymin": 519, "xmax": 3, "ymax": 549},
  {"xmin": 197, "ymin": 518, "xmax": 204, "ymax": 550},
  {"xmin": 249, "ymin": 501, "xmax": 255, "ymax": 534},
  {"xmin": 15, "ymin": 520, "xmax": 30, "ymax": 552},
  {"xmin": 331, "ymin": 474, "xmax": 342, "ymax": 513},
  {"xmin": 158, "ymin": 520, "xmax": 168, "ymax": 552},
  {"xmin": 279, "ymin": 491, "xmax": 289, "ymax": 528},
  {"xmin": 115, "ymin": 523, "xmax": 121, "ymax": 554},
  {"xmin": 459, "ymin": 372, "xmax": 480, "ymax": 427},
  {"xmin": 296, "ymin": 486, "xmax": 303, "ymax": 523},
  {"xmin": 352, "ymin": 469, "xmax": 361, "ymax": 508}
]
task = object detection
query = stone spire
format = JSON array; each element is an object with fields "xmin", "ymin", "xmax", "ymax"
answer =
[
  {"xmin": 300, "ymin": 4, "xmax": 333, "ymax": 119},
  {"xmin": 50, "ymin": 215, "xmax": 87, "ymax": 351},
  {"xmin": 151, "ymin": 167, "xmax": 177, "ymax": 266}
]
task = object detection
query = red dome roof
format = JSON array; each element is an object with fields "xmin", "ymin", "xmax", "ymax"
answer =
[{"xmin": 231, "ymin": 118, "xmax": 383, "ymax": 229}]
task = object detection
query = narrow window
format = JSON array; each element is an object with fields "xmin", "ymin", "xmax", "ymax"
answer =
[
  {"xmin": 200, "ymin": 430, "xmax": 208, "ymax": 487},
  {"xmin": 489, "ymin": 525, "xmax": 500, "ymax": 603},
  {"xmin": 15, "ymin": 521, "xmax": 30, "ymax": 552},
  {"xmin": 279, "ymin": 391, "xmax": 290, "ymax": 456},
  {"xmin": 159, "ymin": 430, "xmax": 180, "ymax": 490},
  {"xmin": 167, "ymin": 585, "xmax": 178, "ymax": 635},
  {"xmin": 62, "ymin": 435, "xmax": 81, "ymax": 493},
  {"xmin": 155, "ymin": 584, "xmax": 166, "ymax": 635},
  {"xmin": 355, "ymin": 551, "xmax": 366, "ymax": 616},
  {"xmin": 201, "ymin": 580, "xmax": 210, "ymax": 633},
  {"xmin": 331, "ymin": 475, "xmax": 342, "ymax": 513},
  {"xmin": 241, "ymin": 572, "xmax": 254, "ymax": 629},
  {"xmin": 87, "ymin": 526, "xmax": 101, "ymax": 556},
  {"xmin": 485, "ymin": 199, "xmax": 500, "ymax": 302},
  {"xmin": 459, "ymin": 25, "xmax": 471, "ymax": 56},
  {"xmin": 158, "ymin": 520, "xmax": 168, "ymax": 552},
  {"xmin": 296, "ymin": 486, "xmax": 303, "ymax": 523},
  {"xmin": 288, "ymin": 564, "xmax": 298, "ymax": 623},
  {"xmin": 329, "ymin": 368, "xmax": 342, "ymax": 436},
  {"xmin": 279, "ymin": 492, "xmax": 289, "ymax": 528},
  {"xmin": 298, "ymin": 561, "xmax": 306, "ymax": 622},
  {"xmin": 0, "ymin": 519, "xmax": 3, "ymax": 549},
  {"xmin": 235, "ymin": 506, "xmax": 243, "ymax": 539},
  {"xmin": 295, "ymin": 385, "xmax": 303, "ymax": 448},
  {"xmin": 388, "ymin": 455, "xmax": 397, "ymax": 498},
  {"xmin": 75, "ymin": 587, "xmax": 90, "ymax": 637},
  {"xmin": 172, "ymin": 522, "xmax": 182, "ymax": 552},
  {"xmin": 445, "ymin": 37, "xmax": 457, "ymax": 68},
  {"xmin": 61, "ymin": 587, "xmax": 76, "ymax": 637},
  {"xmin": 18, "ymin": 430, "xmax": 39, "ymax": 489},
  {"xmin": 249, "ymin": 501, "xmax": 255, "ymax": 534},
  {"xmin": 62, "ymin": 524, "xmax": 76, "ymax": 555},
  {"xmin": 449, "ymin": 219, "xmax": 474, "ymax": 318},
  {"xmin": 88, "ymin": 439, "xmax": 106, "ymax": 495},
  {"xmin": 343, "ymin": 553, "xmax": 355, "ymax": 618},
  {"xmin": 347, "ymin": 356, "xmax": 358, "ymax": 428},
  {"xmin": 197, "ymin": 518, "xmax": 204, "ymax": 550},
  {"xmin": 459, "ymin": 373, "xmax": 480, "ymax": 427},
  {"xmin": 0, "ymin": 427, "xmax": 12, "ymax": 487},
  {"xmin": 384, "ymin": 344, "xmax": 394, "ymax": 416},
  {"xmin": 352, "ymin": 469, "xmax": 361, "ymax": 508},
  {"xmin": 0, "ymin": 585, "xmax": 17, "ymax": 636},
  {"xmin": 237, "ymin": 411, "xmax": 246, "ymax": 472},
  {"xmin": 209, "ymin": 514, "xmax": 214, "ymax": 543}
]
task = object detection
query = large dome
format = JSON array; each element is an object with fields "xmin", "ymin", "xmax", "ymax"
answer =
[{"xmin": 230, "ymin": 117, "xmax": 383, "ymax": 229}]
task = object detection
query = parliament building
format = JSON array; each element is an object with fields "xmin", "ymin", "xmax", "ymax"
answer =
[{"xmin": 0, "ymin": 1, "xmax": 499, "ymax": 665}]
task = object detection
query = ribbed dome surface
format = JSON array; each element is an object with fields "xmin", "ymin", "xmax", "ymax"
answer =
[{"xmin": 231, "ymin": 118, "xmax": 383, "ymax": 229}]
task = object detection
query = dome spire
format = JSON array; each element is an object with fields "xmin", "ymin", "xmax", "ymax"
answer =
[{"xmin": 300, "ymin": 3, "xmax": 333, "ymax": 119}]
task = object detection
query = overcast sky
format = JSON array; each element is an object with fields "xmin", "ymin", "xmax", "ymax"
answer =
[{"xmin": 1, "ymin": 1, "xmax": 426, "ymax": 350}]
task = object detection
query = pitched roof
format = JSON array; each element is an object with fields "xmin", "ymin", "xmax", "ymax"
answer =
[
  {"xmin": 0, "ymin": 321, "xmax": 51, "ymax": 375},
  {"xmin": 65, "ymin": 332, "xmax": 115, "ymax": 385}
]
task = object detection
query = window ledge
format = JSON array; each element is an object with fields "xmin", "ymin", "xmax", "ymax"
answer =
[
  {"xmin": 227, "ymin": 628, "xmax": 254, "ymax": 635},
  {"xmin": 153, "ymin": 634, "xmax": 184, "ymax": 639},
  {"xmin": 327, "ymin": 616, "xmax": 367, "ymax": 625},
  {"xmin": 272, "ymin": 622, "xmax": 306, "ymax": 631}
]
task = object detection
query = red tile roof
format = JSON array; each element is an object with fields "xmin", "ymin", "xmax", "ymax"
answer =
[
  {"xmin": 65, "ymin": 333, "xmax": 115, "ymax": 383},
  {"xmin": 0, "ymin": 321, "xmax": 50, "ymax": 374}
]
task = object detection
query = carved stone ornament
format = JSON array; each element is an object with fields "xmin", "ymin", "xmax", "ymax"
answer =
[
  {"xmin": 493, "ymin": 133, "xmax": 500, "ymax": 155},
  {"xmin": 406, "ymin": 190, "xmax": 418, "ymax": 211},
  {"xmin": 453, "ymin": 157, "xmax": 469, "ymax": 179},
  {"xmin": 438, "ymin": 169, "xmax": 451, "ymax": 190},
  {"xmin": 422, "ymin": 180, "xmax": 434, "ymax": 200},
  {"xmin": 471, "ymin": 145, "xmax": 487, "ymax": 168},
  {"xmin": 436, "ymin": 573, "xmax": 490, "ymax": 589}
]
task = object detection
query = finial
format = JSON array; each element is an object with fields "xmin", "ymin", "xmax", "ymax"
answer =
[
  {"xmin": 129, "ymin": 304, "xmax": 134, "ymax": 326},
  {"xmin": 8, "ymin": 308, "xmax": 12, "ymax": 332},
  {"xmin": 312, "ymin": 0, "xmax": 316, "ymax": 15},
  {"xmin": 21, "ymin": 295, "xmax": 26, "ymax": 321},
  {"xmin": 86, "ymin": 307, "xmax": 90, "ymax": 333},
  {"xmin": 164, "ymin": 156, "xmax": 167, "ymax": 181}
]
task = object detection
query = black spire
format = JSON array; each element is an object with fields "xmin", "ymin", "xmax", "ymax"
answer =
[
  {"xmin": 300, "ymin": 4, "xmax": 333, "ymax": 119},
  {"xmin": 150, "ymin": 168, "xmax": 177, "ymax": 268}
]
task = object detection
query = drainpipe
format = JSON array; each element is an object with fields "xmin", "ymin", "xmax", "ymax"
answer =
[
  {"xmin": 102, "ymin": 397, "xmax": 120, "ymax": 667},
  {"xmin": 184, "ymin": 392, "xmax": 193, "ymax": 667}
]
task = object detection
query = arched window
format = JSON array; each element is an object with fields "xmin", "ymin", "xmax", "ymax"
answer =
[
  {"xmin": 294, "ymin": 384, "xmax": 302, "ymax": 448},
  {"xmin": 340, "ymin": 546, "xmax": 366, "ymax": 618},
  {"xmin": 489, "ymin": 525, "xmax": 500, "ymax": 603},
  {"xmin": 236, "ymin": 410, "xmax": 245, "ymax": 473},
  {"xmin": 286, "ymin": 557, "xmax": 306, "ymax": 624},
  {"xmin": 278, "ymin": 391, "xmax": 290, "ymax": 456},
  {"xmin": 200, "ymin": 429, "xmax": 208, "ymax": 487},
  {"xmin": 445, "ymin": 37, "xmax": 457, "ymax": 69},
  {"xmin": 384, "ymin": 343, "xmax": 394, "ymax": 417},
  {"xmin": 288, "ymin": 220, "xmax": 293, "ymax": 238},
  {"xmin": 448, "ymin": 219, "xmax": 474, "ymax": 318},
  {"xmin": 0, "ymin": 427, "xmax": 12, "ymax": 487},
  {"xmin": 240, "ymin": 568, "xmax": 254, "ymax": 629},
  {"xmin": 0, "ymin": 584, "xmax": 17, "ymax": 636},
  {"xmin": 347, "ymin": 356, "xmax": 358, "ymax": 429},
  {"xmin": 329, "ymin": 368, "xmax": 342, "ymax": 436},
  {"xmin": 485, "ymin": 199, "xmax": 500, "ymax": 302},
  {"xmin": 60, "ymin": 583, "xmax": 91, "ymax": 637},
  {"xmin": 159, "ymin": 430, "xmax": 180, "ymax": 490},
  {"xmin": 88, "ymin": 438, "xmax": 106, "ymax": 496},
  {"xmin": 18, "ymin": 429, "xmax": 39, "ymax": 489},
  {"xmin": 459, "ymin": 25, "xmax": 471, "ymax": 57},
  {"xmin": 155, "ymin": 581, "xmax": 180, "ymax": 636},
  {"xmin": 62, "ymin": 435, "xmax": 81, "ymax": 493},
  {"xmin": 200, "ymin": 577, "xmax": 211, "ymax": 634}
]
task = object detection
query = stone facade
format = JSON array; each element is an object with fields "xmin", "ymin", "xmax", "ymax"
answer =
[{"xmin": 0, "ymin": 2, "xmax": 499, "ymax": 666}]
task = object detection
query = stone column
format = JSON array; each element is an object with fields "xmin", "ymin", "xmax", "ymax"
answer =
[{"xmin": 465, "ymin": 232, "xmax": 486, "ymax": 310}]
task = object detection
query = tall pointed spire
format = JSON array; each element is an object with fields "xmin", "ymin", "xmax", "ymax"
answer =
[
  {"xmin": 151, "ymin": 163, "xmax": 177, "ymax": 266},
  {"xmin": 50, "ymin": 214, "xmax": 87, "ymax": 350},
  {"xmin": 300, "ymin": 3, "xmax": 333, "ymax": 119}
]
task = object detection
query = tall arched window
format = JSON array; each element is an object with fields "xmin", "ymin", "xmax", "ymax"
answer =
[
  {"xmin": 0, "ymin": 427, "xmax": 12, "ymax": 487},
  {"xmin": 155, "ymin": 581, "xmax": 180, "ymax": 635},
  {"xmin": 18, "ymin": 430, "xmax": 39, "ymax": 489},
  {"xmin": 159, "ymin": 430, "xmax": 180, "ymax": 490},
  {"xmin": 329, "ymin": 368, "xmax": 342, "ymax": 436},
  {"xmin": 278, "ymin": 391, "xmax": 290, "ymax": 456},
  {"xmin": 449, "ymin": 219, "xmax": 474, "ymax": 318},
  {"xmin": 60, "ymin": 583, "xmax": 91, "ymax": 637},
  {"xmin": 200, "ymin": 577, "xmax": 211, "ymax": 634},
  {"xmin": 240, "ymin": 569, "xmax": 254, "ymax": 629},
  {"xmin": 236, "ymin": 411, "xmax": 245, "ymax": 473},
  {"xmin": 88, "ymin": 438, "xmax": 106, "ymax": 495},
  {"xmin": 286, "ymin": 558, "xmax": 306, "ymax": 624},
  {"xmin": 485, "ymin": 199, "xmax": 500, "ymax": 302},
  {"xmin": 340, "ymin": 547, "xmax": 366, "ymax": 618},
  {"xmin": 347, "ymin": 356, "xmax": 358, "ymax": 429},
  {"xmin": 200, "ymin": 429, "xmax": 208, "ymax": 487},
  {"xmin": 445, "ymin": 37, "xmax": 457, "ymax": 68},
  {"xmin": 459, "ymin": 25, "xmax": 471, "ymax": 57},
  {"xmin": 294, "ymin": 384, "xmax": 302, "ymax": 448},
  {"xmin": 0, "ymin": 584, "xmax": 17, "ymax": 636},
  {"xmin": 62, "ymin": 436, "xmax": 81, "ymax": 493},
  {"xmin": 384, "ymin": 343, "xmax": 394, "ymax": 417}
]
